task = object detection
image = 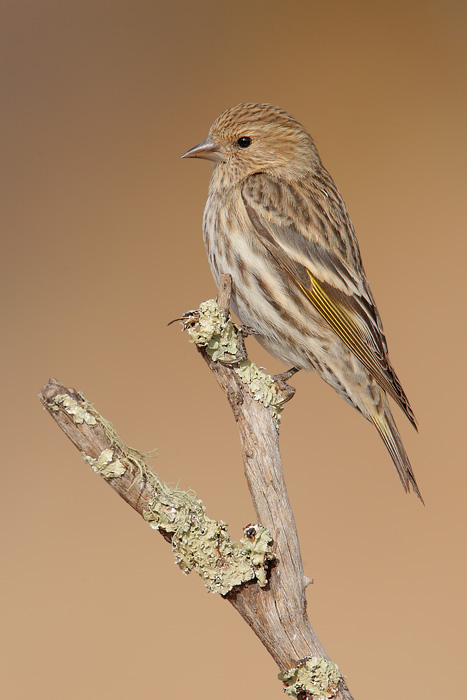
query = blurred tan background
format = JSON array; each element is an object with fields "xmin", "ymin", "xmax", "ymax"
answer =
[{"xmin": 2, "ymin": 2, "xmax": 466, "ymax": 698}]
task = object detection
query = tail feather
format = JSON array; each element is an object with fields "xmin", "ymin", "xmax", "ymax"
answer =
[{"xmin": 369, "ymin": 404, "xmax": 424, "ymax": 504}]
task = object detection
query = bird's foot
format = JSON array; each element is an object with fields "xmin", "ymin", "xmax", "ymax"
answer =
[
  {"xmin": 220, "ymin": 327, "xmax": 249, "ymax": 365},
  {"xmin": 168, "ymin": 309, "xmax": 199, "ymax": 329},
  {"xmin": 237, "ymin": 324, "xmax": 260, "ymax": 338},
  {"xmin": 273, "ymin": 367, "xmax": 300, "ymax": 405},
  {"xmin": 220, "ymin": 324, "xmax": 259, "ymax": 365}
]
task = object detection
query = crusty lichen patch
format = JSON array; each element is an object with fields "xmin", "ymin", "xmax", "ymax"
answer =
[
  {"xmin": 278, "ymin": 657, "xmax": 343, "ymax": 699},
  {"xmin": 47, "ymin": 386, "xmax": 271, "ymax": 592},
  {"xmin": 185, "ymin": 299, "xmax": 283, "ymax": 427},
  {"xmin": 51, "ymin": 394, "xmax": 97, "ymax": 425},
  {"xmin": 187, "ymin": 299, "xmax": 238, "ymax": 360},
  {"xmin": 235, "ymin": 359, "xmax": 283, "ymax": 427},
  {"xmin": 48, "ymin": 391, "xmax": 154, "ymax": 481},
  {"xmin": 144, "ymin": 489, "xmax": 274, "ymax": 594},
  {"xmin": 83, "ymin": 448, "xmax": 126, "ymax": 479}
]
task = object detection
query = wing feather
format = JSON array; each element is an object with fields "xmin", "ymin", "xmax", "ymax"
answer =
[{"xmin": 242, "ymin": 173, "xmax": 417, "ymax": 429}]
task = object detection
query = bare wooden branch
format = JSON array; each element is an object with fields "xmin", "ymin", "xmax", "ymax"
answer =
[{"xmin": 39, "ymin": 275, "xmax": 355, "ymax": 700}]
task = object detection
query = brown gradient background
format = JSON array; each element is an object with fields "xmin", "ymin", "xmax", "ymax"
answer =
[{"xmin": 2, "ymin": 2, "xmax": 466, "ymax": 698}]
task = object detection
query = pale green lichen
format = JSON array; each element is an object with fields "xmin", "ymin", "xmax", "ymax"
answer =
[
  {"xmin": 187, "ymin": 299, "xmax": 238, "ymax": 360},
  {"xmin": 83, "ymin": 448, "xmax": 126, "ymax": 479},
  {"xmin": 235, "ymin": 359, "xmax": 283, "ymax": 427},
  {"xmin": 46, "ymin": 311, "xmax": 277, "ymax": 595},
  {"xmin": 144, "ymin": 490, "xmax": 274, "ymax": 595},
  {"xmin": 52, "ymin": 394, "xmax": 97, "ymax": 425},
  {"xmin": 278, "ymin": 657, "xmax": 343, "ymax": 699},
  {"xmin": 240, "ymin": 524, "xmax": 273, "ymax": 588},
  {"xmin": 91, "ymin": 410, "xmax": 156, "ymax": 479},
  {"xmin": 185, "ymin": 299, "xmax": 283, "ymax": 428},
  {"xmin": 49, "ymin": 390, "xmax": 155, "ymax": 483}
]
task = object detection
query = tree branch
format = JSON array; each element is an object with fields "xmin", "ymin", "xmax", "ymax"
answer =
[{"xmin": 39, "ymin": 275, "xmax": 354, "ymax": 700}]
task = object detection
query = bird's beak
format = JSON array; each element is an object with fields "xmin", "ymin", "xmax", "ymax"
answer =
[{"xmin": 181, "ymin": 136, "xmax": 224, "ymax": 162}]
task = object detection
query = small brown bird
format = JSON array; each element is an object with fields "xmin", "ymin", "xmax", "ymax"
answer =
[{"xmin": 182, "ymin": 102, "xmax": 422, "ymax": 501}]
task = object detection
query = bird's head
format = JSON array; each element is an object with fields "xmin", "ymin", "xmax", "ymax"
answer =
[{"xmin": 181, "ymin": 103, "xmax": 320, "ymax": 184}]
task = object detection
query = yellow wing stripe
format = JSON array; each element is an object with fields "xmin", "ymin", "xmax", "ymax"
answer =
[{"xmin": 299, "ymin": 270, "xmax": 398, "ymax": 401}]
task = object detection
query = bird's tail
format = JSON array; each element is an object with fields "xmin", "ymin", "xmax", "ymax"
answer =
[{"xmin": 369, "ymin": 400, "xmax": 424, "ymax": 504}]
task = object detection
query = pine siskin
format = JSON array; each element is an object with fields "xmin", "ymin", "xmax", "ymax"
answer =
[{"xmin": 182, "ymin": 102, "xmax": 422, "ymax": 501}]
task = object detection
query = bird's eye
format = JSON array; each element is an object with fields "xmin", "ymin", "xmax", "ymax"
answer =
[{"xmin": 237, "ymin": 136, "xmax": 252, "ymax": 148}]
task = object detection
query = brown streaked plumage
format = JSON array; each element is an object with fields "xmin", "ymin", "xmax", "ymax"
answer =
[{"xmin": 182, "ymin": 102, "xmax": 422, "ymax": 501}]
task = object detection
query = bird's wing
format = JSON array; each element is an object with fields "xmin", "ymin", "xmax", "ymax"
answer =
[{"xmin": 242, "ymin": 173, "xmax": 417, "ymax": 429}]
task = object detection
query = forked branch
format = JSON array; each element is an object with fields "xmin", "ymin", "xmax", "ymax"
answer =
[{"xmin": 39, "ymin": 274, "xmax": 354, "ymax": 700}]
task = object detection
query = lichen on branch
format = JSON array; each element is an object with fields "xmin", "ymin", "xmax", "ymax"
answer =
[
  {"xmin": 278, "ymin": 657, "xmax": 343, "ymax": 699},
  {"xmin": 144, "ymin": 488, "xmax": 274, "ymax": 594},
  {"xmin": 186, "ymin": 298, "xmax": 238, "ymax": 361},
  {"xmin": 45, "ymin": 384, "xmax": 274, "ymax": 597},
  {"xmin": 183, "ymin": 298, "xmax": 283, "ymax": 427},
  {"xmin": 83, "ymin": 448, "xmax": 126, "ymax": 479}
]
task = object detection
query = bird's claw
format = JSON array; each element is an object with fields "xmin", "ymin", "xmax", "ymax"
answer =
[
  {"xmin": 220, "ymin": 326, "xmax": 249, "ymax": 365},
  {"xmin": 218, "ymin": 323, "xmax": 260, "ymax": 364},
  {"xmin": 168, "ymin": 310, "xmax": 200, "ymax": 330},
  {"xmin": 237, "ymin": 324, "xmax": 260, "ymax": 338},
  {"xmin": 273, "ymin": 367, "xmax": 300, "ymax": 405}
]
